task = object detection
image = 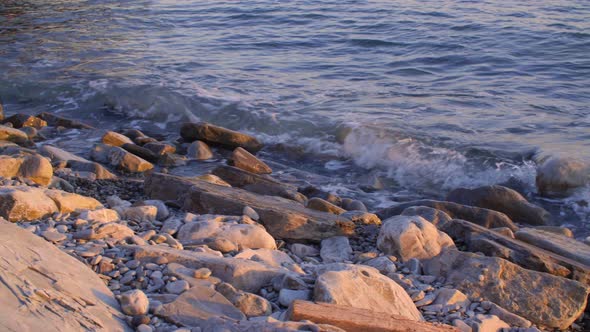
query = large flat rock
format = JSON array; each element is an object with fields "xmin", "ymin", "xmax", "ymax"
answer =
[
  {"xmin": 144, "ymin": 172, "xmax": 355, "ymax": 242},
  {"xmin": 0, "ymin": 221, "xmax": 130, "ymax": 332},
  {"xmin": 423, "ymin": 248, "xmax": 589, "ymax": 329}
]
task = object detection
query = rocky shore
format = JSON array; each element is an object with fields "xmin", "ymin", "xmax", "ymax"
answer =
[{"xmin": 0, "ymin": 104, "xmax": 588, "ymax": 332}]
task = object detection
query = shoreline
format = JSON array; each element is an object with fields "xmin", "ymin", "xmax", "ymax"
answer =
[{"xmin": 0, "ymin": 107, "xmax": 588, "ymax": 331}]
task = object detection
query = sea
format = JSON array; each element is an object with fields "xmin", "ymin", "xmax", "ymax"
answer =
[{"xmin": 1, "ymin": 0, "xmax": 589, "ymax": 235}]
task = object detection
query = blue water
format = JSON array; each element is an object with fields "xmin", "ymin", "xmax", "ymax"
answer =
[{"xmin": 1, "ymin": 0, "xmax": 589, "ymax": 227}]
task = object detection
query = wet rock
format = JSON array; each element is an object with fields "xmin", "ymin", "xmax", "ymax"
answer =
[
  {"xmin": 180, "ymin": 122, "xmax": 263, "ymax": 153},
  {"xmin": 377, "ymin": 215, "xmax": 455, "ymax": 262},
  {"xmin": 378, "ymin": 200, "xmax": 518, "ymax": 231},
  {"xmin": 0, "ymin": 221, "xmax": 130, "ymax": 331},
  {"xmin": 300, "ymin": 186, "xmax": 342, "ymax": 206},
  {"xmin": 320, "ymin": 236, "xmax": 352, "ymax": 263},
  {"xmin": 44, "ymin": 189, "xmax": 102, "ymax": 213},
  {"xmin": 340, "ymin": 211, "xmax": 381, "ymax": 225},
  {"xmin": 242, "ymin": 205, "xmax": 259, "ymax": 220},
  {"xmin": 447, "ymin": 185, "xmax": 552, "ymax": 226},
  {"xmin": 0, "ymin": 125, "xmax": 29, "ymax": 144},
  {"xmin": 307, "ymin": 197, "xmax": 346, "ymax": 215},
  {"xmin": 143, "ymin": 142, "xmax": 176, "ymax": 156},
  {"xmin": 536, "ymin": 156, "xmax": 590, "ymax": 197},
  {"xmin": 423, "ymin": 248, "xmax": 589, "ymax": 329},
  {"xmin": 145, "ymin": 172, "xmax": 354, "ymax": 242},
  {"xmin": 39, "ymin": 145, "xmax": 87, "ymax": 163},
  {"xmin": 186, "ymin": 140, "xmax": 213, "ymax": 160},
  {"xmin": 314, "ymin": 264, "xmax": 422, "ymax": 321},
  {"xmin": 91, "ymin": 144, "xmax": 154, "ymax": 173},
  {"xmin": 534, "ymin": 225, "xmax": 573, "ymax": 238},
  {"xmin": 229, "ymin": 147, "xmax": 272, "ymax": 174},
  {"xmin": 0, "ymin": 186, "xmax": 58, "ymax": 221},
  {"xmin": 119, "ymin": 289, "xmax": 150, "ymax": 316},
  {"xmin": 37, "ymin": 112, "xmax": 94, "ymax": 129},
  {"xmin": 121, "ymin": 143, "xmax": 159, "ymax": 163},
  {"xmin": 155, "ymin": 284, "xmax": 245, "ymax": 326},
  {"xmin": 102, "ymin": 131, "xmax": 134, "ymax": 147},
  {"xmin": 2, "ymin": 114, "xmax": 47, "ymax": 129},
  {"xmin": 341, "ymin": 199, "xmax": 367, "ymax": 212}
]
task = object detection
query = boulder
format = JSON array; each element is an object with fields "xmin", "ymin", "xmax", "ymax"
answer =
[
  {"xmin": 0, "ymin": 155, "xmax": 24, "ymax": 178},
  {"xmin": 536, "ymin": 156, "xmax": 589, "ymax": 197},
  {"xmin": 176, "ymin": 217, "xmax": 276, "ymax": 251},
  {"xmin": 308, "ymin": 197, "xmax": 346, "ymax": 215},
  {"xmin": 39, "ymin": 145, "xmax": 87, "ymax": 163},
  {"xmin": 229, "ymin": 147, "xmax": 272, "ymax": 174},
  {"xmin": 195, "ymin": 174, "xmax": 231, "ymax": 187},
  {"xmin": 423, "ymin": 248, "xmax": 589, "ymax": 329},
  {"xmin": 321, "ymin": 236, "xmax": 352, "ymax": 263},
  {"xmin": 91, "ymin": 144, "xmax": 153, "ymax": 173},
  {"xmin": 44, "ymin": 190, "xmax": 103, "ymax": 213},
  {"xmin": 145, "ymin": 172, "xmax": 355, "ymax": 242},
  {"xmin": 19, "ymin": 154, "xmax": 53, "ymax": 186},
  {"xmin": 67, "ymin": 160, "xmax": 117, "ymax": 180},
  {"xmin": 155, "ymin": 284, "xmax": 245, "ymax": 326},
  {"xmin": 378, "ymin": 200, "xmax": 518, "ymax": 231},
  {"xmin": 212, "ymin": 165, "xmax": 306, "ymax": 203},
  {"xmin": 121, "ymin": 206, "xmax": 157, "ymax": 223},
  {"xmin": 119, "ymin": 290, "xmax": 149, "ymax": 316},
  {"xmin": 0, "ymin": 221, "xmax": 130, "ymax": 331},
  {"xmin": 187, "ymin": 140, "xmax": 213, "ymax": 160},
  {"xmin": 314, "ymin": 264, "xmax": 422, "ymax": 321},
  {"xmin": 180, "ymin": 122, "xmax": 263, "ymax": 153},
  {"xmin": 0, "ymin": 125, "xmax": 29, "ymax": 144},
  {"xmin": 133, "ymin": 245, "xmax": 287, "ymax": 293},
  {"xmin": 102, "ymin": 131, "xmax": 134, "ymax": 147},
  {"xmin": 0, "ymin": 186, "xmax": 58, "ymax": 221},
  {"xmin": 377, "ymin": 215, "xmax": 455, "ymax": 262},
  {"xmin": 3, "ymin": 114, "xmax": 47, "ymax": 129},
  {"xmin": 515, "ymin": 228, "xmax": 590, "ymax": 266},
  {"xmin": 446, "ymin": 185, "xmax": 552, "ymax": 225}
]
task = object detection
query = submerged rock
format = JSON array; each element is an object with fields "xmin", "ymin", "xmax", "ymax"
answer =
[
  {"xmin": 536, "ymin": 156, "xmax": 590, "ymax": 197},
  {"xmin": 180, "ymin": 122, "xmax": 263, "ymax": 153},
  {"xmin": 446, "ymin": 185, "xmax": 552, "ymax": 225}
]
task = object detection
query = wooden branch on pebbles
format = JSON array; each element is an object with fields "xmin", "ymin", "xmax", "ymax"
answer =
[
  {"xmin": 144, "ymin": 172, "xmax": 355, "ymax": 242},
  {"xmin": 441, "ymin": 218, "xmax": 590, "ymax": 284},
  {"xmin": 287, "ymin": 300, "xmax": 459, "ymax": 332}
]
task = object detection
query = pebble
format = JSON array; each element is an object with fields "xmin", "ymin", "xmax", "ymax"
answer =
[
  {"xmin": 118, "ymin": 289, "xmax": 149, "ymax": 315},
  {"xmin": 165, "ymin": 280, "xmax": 189, "ymax": 294},
  {"xmin": 42, "ymin": 229, "xmax": 67, "ymax": 242},
  {"xmin": 56, "ymin": 224, "xmax": 68, "ymax": 233},
  {"xmin": 136, "ymin": 324, "xmax": 153, "ymax": 332}
]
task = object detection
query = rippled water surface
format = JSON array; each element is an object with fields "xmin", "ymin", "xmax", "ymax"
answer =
[{"xmin": 1, "ymin": 0, "xmax": 589, "ymax": 228}]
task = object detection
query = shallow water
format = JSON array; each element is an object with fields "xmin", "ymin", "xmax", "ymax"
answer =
[{"xmin": 1, "ymin": 0, "xmax": 589, "ymax": 232}]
